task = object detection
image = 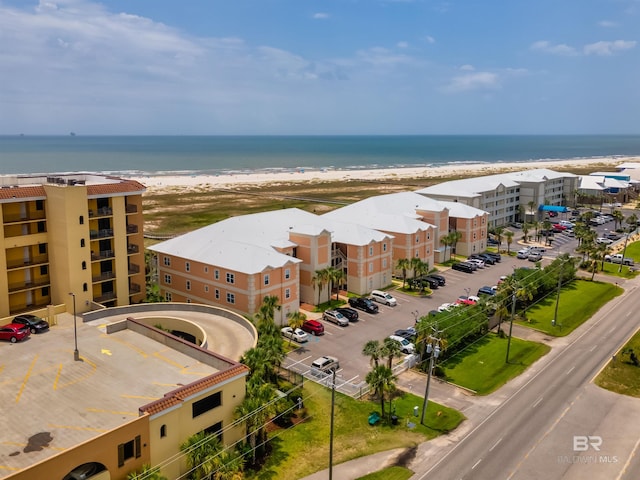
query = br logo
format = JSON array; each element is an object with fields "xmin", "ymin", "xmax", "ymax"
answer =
[{"xmin": 573, "ymin": 435, "xmax": 602, "ymax": 452}]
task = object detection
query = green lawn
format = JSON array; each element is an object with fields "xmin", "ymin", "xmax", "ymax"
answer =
[
  {"xmin": 516, "ymin": 279, "xmax": 622, "ymax": 336},
  {"xmin": 595, "ymin": 328, "xmax": 640, "ymax": 397},
  {"xmin": 249, "ymin": 382, "xmax": 464, "ymax": 480},
  {"xmin": 439, "ymin": 333, "xmax": 550, "ymax": 395},
  {"xmin": 357, "ymin": 466, "xmax": 414, "ymax": 480}
]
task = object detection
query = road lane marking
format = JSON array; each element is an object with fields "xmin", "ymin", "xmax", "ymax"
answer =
[
  {"xmin": 16, "ymin": 355, "xmax": 38, "ymax": 403},
  {"xmin": 589, "ymin": 344, "xmax": 598, "ymax": 352},
  {"xmin": 616, "ymin": 433, "xmax": 640, "ymax": 480},
  {"xmin": 472, "ymin": 459, "xmax": 482, "ymax": 469},
  {"xmin": 489, "ymin": 438, "xmax": 502, "ymax": 452},
  {"xmin": 532, "ymin": 396, "xmax": 543, "ymax": 408},
  {"xmin": 566, "ymin": 366, "xmax": 575, "ymax": 375}
]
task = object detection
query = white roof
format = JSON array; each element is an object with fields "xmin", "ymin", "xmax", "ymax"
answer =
[
  {"xmin": 578, "ymin": 175, "xmax": 629, "ymax": 191},
  {"xmin": 507, "ymin": 168, "xmax": 576, "ymax": 182},
  {"xmin": 149, "ymin": 208, "xmax": 389, "ymax": 273},
  {"xmin": 616, "ymin": 162, "xmax": 640, "ymax": 170},
  {"xmin": 437, "ymin": 201, "xmax": 487, "ymax": 219},
  {"xmin": 324, "ymin": 192, "xmax": 440, "ymax": 234},
  {"xmin": 415, "ymin": 172, "xmax": 519, "ymax": 197}
]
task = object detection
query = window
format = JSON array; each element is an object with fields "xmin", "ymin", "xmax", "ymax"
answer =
[
  {"xmin": 79, "ymin": 215, "xmax": 84, "ymax": 225},
  {"xmin": 285, "ymin": 288, "xmax": 291, "ymax": 299},
  {"xmin": 185, "ymin": 262, "xmax": 190, "ymax": 272},
  {"xmin": 160, "ymin": 425, "xmax": 167, "ymax": 438},
  {"xmin": 165, "ymin": 292, "xmax": 172, "ymax": 301},
  {"xmin": 83, "ymin": 283, "xmax": 88, "ymax": 292},
  {"xmin": 205, "ymin": 285, "xmax": 209, "ymax": 293},
  {"xmin": 38, "ymin": 244, "xmax": 46, "ymax": 255},
  {"xmin": 264, "ymin": 274, "xmax": 270, "ymax": 286},
  {"xmin": 427, "ymin": 232, "xmax": 430, "ymax": 240},
  {"xmin": 285, "ymin": 269, "xmax": 290, "ymax": 280},
  {"xmin": 186, "ymin": 280, "xmax": 191, "ymax": 291},
  {"xmin": 80, "ymin": 238, "xmax": 85, "ymax": 248},
  {"xmin": 82, "ymin": 261, "xmax": 87, "ymax": 270},
  {"xmin": 42, "ymin": 287, "xmax": 49, "ymax": 296},
  {"xmin": 214, "ymin": 270, "xmax": 219, "ymax": 280},
  {"xmin": 382, "ymin": 259, "xmax": 387, "ymax": 268},
  {"xmin": 37, "ymin": 221, "xmax": 45, "ymax": 233},
  {"xmin": 192, "ymin": 391, "xmax": 222, "ymax": 418},
  {"xmin": 383, "ymin": 243, "xmax": 387, "ymax": 252},
  {"xmin": 369, "ymin": 246, "xmax": 374, "ymax": 256},
  {"xmin": 204, "ymin": 267, "xmax": 208, "ymax": 273},
  {"xmin": 40, "ymin": 265, "xmax": 48, "ymax": 275},
  {"xmin": 117, "ymin": 435, "xmax": 141, "ymax": 467},
  {"xmin": 186, "ymin": 298, "xmax": 191, "ymax": 303},
  {"xmin": 215, "ymin": 289, "xmax": 220, "ymax": 299},
  {"xmin": 226, "ymin": 272, "xmax": 235, "ymax": 284},
  {"xmin": 36, "ymin": 200, "xmax": 44, "ymax": 210},
  {"xmin": 163, "ymin": 256, "xmax": 171, "ymax": 266},
  {"xmin": 369, "ymin": 262, "xmax": 373, "ymax": 273},
  {"xmin": 164, "ymin": 274, "xmax": 172, "ymax": 284},
  {"xmin": 416, "ymin": 235, "xmax": 420, "ymax": 243},
  {"xmin": 204, "ymin": 421, "xmax": 223, "ymax": 443},
  {"xmin": 226, "ymin": 293, "xmax": 235, "ymax": 304}
]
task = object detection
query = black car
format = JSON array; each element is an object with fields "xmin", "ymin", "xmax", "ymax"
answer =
[
  {"xmin": 483, "ymin": 251, "xmax": 502, "ymax": 263},
  {"xmin": 12, "ymin": 314, "xmax": 50, "ymax": 334},
  {"xmin": 335, "ymin": 307, "xmax": 359, "ymax": 322},
  {"xmin": 348, "ymin": 296, "xmax": 379, "ymax": 313},
  {"xmin": 394, "ymin": 328, "xmax": 417, "ymax": 341},
  {"xmin": 473, "ymin": 253, "xmax": 496, "ymax": 265},
  {"xmin": 477, "ymin": 286, "xmax": 497, "ymax": 297},
  {"xmin": 412, "ymin": 276, "xmax": 438, "ymax": 289},
  {"xmin": 452, "ymin": 262, "xmax": 474, "ymax": 273},
  {"xmin": 425, "ymin": 273, "xmax": 446, "ymax": 286}
]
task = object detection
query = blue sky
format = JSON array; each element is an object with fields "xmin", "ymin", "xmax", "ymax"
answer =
[{"xmin": 1, "ymin": 0, "xmax": 638, "ymax": 135}]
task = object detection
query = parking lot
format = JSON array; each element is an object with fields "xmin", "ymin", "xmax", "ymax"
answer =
[{"xmin": 283, "ymin": 255, "xmax": 526, "ymax": 389}]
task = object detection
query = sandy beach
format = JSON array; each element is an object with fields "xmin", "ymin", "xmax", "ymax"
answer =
[{"xmin": 126, "ymin": 156, "xmax": 640, "ymax": 193}]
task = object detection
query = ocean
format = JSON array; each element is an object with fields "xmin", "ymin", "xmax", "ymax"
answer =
[{"xmin": 1, "ymin": 135, "xmax": 640, "ymax": 176}]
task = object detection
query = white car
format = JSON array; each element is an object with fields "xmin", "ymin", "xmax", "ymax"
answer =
[
  {"xmin": 388, "ymin": 335, "xmax": 415, "ymax": 354},
  {"xmin": 370, "ymin": 290, "xmax": 397, "ymax": 306},
  {"xmin": 467, "ymin": 258, "xmax": 485, "ymax": 268},
  {"xmin": 596, "ymin": 237, "xmax": 613, "ymax": 245},
  {"xmin": 281, "ymin": 327, "xmax": 309, "ymax": 343},
  {"xmin": 438, "ymin": 302, "xmax": 454, "ymax": 312},
  {"xmin": 517, "ymin": 248, "xmax": 530, "ymax": 259}
]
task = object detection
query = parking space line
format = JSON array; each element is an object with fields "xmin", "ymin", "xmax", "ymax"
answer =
[
  {"xmin": 16, "ymin": 355, "xmax": 38, "ymax": 403},
  {"xmin": 48, "ymin": 423, "xmax": 109, "ymax": 433},
  {"xmin": 86, "ymin": 407, "xmax": 138, "ymax": 417}
]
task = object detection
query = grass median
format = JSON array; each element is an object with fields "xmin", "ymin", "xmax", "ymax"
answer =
[
  {"xmin": 438, "ymin": 333, "xmax": 550, "ymax": 395},
  {"xmin": 515, "ymin": 279, "xmax": 622, "ymax": 336},
  {"xmin": 251, "ymin": 381, "xmax": 464, "ymax": 480},
  {"xmin": 595, "ymin": 328, "xmax": 640, "ymax": 398}
]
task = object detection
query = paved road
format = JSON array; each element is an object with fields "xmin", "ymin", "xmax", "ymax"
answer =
[{"xmin": 408, "ymin": 278, "xmax": 640, "ymax": 480}]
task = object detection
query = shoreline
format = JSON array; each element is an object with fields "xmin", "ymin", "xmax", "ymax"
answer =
[{"xmin": 126, "ymin": 156, "xmax": 640, "ymax": 193}]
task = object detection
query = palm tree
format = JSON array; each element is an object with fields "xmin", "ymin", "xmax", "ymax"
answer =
[
  {"xmin": 450, "ymin": 231, "xmax": 463, "ymax": 255},
  {"xmin": 504, "ymin": 230, "xmax": 514, "ymax": 254},
  {"xmin": 211, "ymin": 448, "xmax": 245, "ymax": 480},
  {"xmin": 440, "ymin": 235, "xmax": 453, "ymax": 261},
  {"xmin": 612, "ymin": 210, "xmax": 624, "ymax": 230},
  {"xmin": 382, "ymin": 337, "xmax": 403, "ymax": 370},
  {"xmin": 396, "ymin": 258, "xmax": 410, "ymax": 288},
  {"xmin": 329, "ymin": 267, "xmax": 345, "ymax": 301},
  {"xmin": 127, "ymin": 465, "xmax": 168, "ymax": 480},
  {"xmin": 362, "ymin": 339, "xmax": 383, "ymax": 368},
  {"xmin": 522, "ymin": 223, "xmax": 531, "ymax": 243},
  {"xmin": 180, "ymin": 430, "xmax": 223, "ymax": 480},
  {"xmin": 626, "ymin": 213, "xmax": 638, "ymax": 233},
  {"xmin": 365, "ymin": 365, "xmax": 397, "ymax": 421},
  {"xmin": 528, "ymin": 200, "xmax": 537, "ymax": 222},
  {"xmin": 311, "ymin": 268, "xmax": 328, "ymax": 306},
  {"xmin": 493, "ymin": 226, "xmax": 504, "ymax": 250},
  {"xmin": 410, "ymin": 257, "xmax": 424, "ymax": 284}
]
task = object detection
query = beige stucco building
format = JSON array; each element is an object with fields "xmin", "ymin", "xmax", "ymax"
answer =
[{"xmin": 0, "ymin": 173, "xmax": 146, "ymax": 318}]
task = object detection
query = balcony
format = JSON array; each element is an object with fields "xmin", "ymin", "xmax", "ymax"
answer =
[
  {"xmin": 91, "ymin": 250, "xmax": 115, "ymax": 261},
  {"xmin": 126, "ymin": 224, "xmax": 139, "ymax": 234},
  {"xmin": 129, "ymin": 283, "xmax": 141, "ymax": 294},
  {"xmin": 125, "ymin": 204, "xmax": 138, "ymax": 214},
  {"xmin": 127, "ymin": 244, "xmax": 140, "ymax": 255},
  {"xmin": 94, "ymin": 291, "xmax": 117, "ymax": 303},
  {"xmin": 90, "ymin": 228, "xmax": 114, "ymax": 239},
  {"xmin": 128, "ymin": 263, "xmax": 141, "ymax": 275},
  {"xmin": 92, "ymin": 271, "xmax": 115, "ymax": 282},
  {"xmin": 6, "ymin": 255, "xmax": 49, "ymax": 270},
  {"xmin": 88, "ymin": 207, "xmax": 113, "ymax": 218},
  {"xmin": 8, "ymin": 279, "xmax": 50, "ymax": 293},
  {"xmin": 3, "ymin": 212, "xmax": 47, "ymax": 224}
]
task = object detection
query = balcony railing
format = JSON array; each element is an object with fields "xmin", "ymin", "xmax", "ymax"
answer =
[
  {"xmin": 88, "ymin": 207, "xmax": 113, "ymax": 218},
  {"xmin": 126, "ymin": 224, "xmax": 139, "ymax": 234},
  {"xmin": 3, "ymin": 212, "xmax": 47, "ymax": 223},
  {"xmin": 125, "ymin": 204, "xmax": 138, "ymax": 214},
  {"xmin": 6, "ymin": 255, "xmax": 49, "ymax": 270},
  {"xmin": 8, "ymin": 279, "xmax": 50, "ymax": 293},
  {"xmin": 94, "ymin": 291, "xmax": 117, "ymax": 303},
  {"xmin": 128, "ymin": 263, "xmax": 141, "ymax": 275},
  {"xmin": 129, "ymin": 283, "xmax": 141, "ymax": 294},
  {"xmin": 92, "ymin": 271, "xmax": 115, "ymax": 282},
  {"xmin": 91, "ymin": 250, "xmax": 115, "ymax": 261},
  {"xmin": 127, "ymin": 244, "xmax": 140, "ymax": 255},
  {"xmin": 90, "ymin": 229, "xmax": 114, "ymax": 239}
]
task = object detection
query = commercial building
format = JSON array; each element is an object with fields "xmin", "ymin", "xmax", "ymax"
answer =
[{"xmin": 0, "ymin": 173, "xmax": 146, "ymax": 318}]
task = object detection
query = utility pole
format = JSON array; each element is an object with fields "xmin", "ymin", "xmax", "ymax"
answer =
[
  {"xmin": 329, "ymin": 369, "xmax": 336, "ymax": 480},
  {"xmin": 552, "ymin": 265, "xmax": 562, "ymax": 327},
  {"xmin": 505, "ymin": 290, "xmax": 516, "ymax": 363},
  {"xmin": 420, "ymin": 324, "xmax": 442, "ymax": 426}
]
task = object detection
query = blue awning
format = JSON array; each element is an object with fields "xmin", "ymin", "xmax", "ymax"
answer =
[{"xmin": 538, "ymin": 205, "xmax": 568, "ymax": 212}]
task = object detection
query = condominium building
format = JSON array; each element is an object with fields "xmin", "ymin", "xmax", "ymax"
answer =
[{"xmin": 0, "ymin": 174, "xmax": 146, "ymax": 318}]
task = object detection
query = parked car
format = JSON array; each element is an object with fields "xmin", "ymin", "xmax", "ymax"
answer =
[
  {"xmin": 388, "ymin": 335, "xmax": 415, "ymax": 354},
  {"xmin": 322, "ymin": 309, "xmax": 349, "ymax": 327},
  {"xmin": 483, "ymin": 251, "xmax": 502, "ymax": 263},
  {"xmin": 604, "ymin": 254, "xmax": 634, "ymax": 265},
  {"xmin": 394, "ymin": 328, "xmax": 417, "ymax": 341},
  {"xmin": 348, "ymin": 296, "xmax": 379, "ymax": 313},
  {"xmin": 559, "ymin": 220, "xmax": 574, "ymax": 228},
  {"xmin": 466, "ymin": 258, "xmax": 485, "ymax": 268},
  {"xmin": 12, "ymin": 314, "xmax": 50, "ymax": 334},
  {"xmin": 487, "ymin": 238, "xmax": 500, "ymax": 246},
  {"xmin": 596, "ymin": 237, "xmax": 613, "ymax": 245},
  {"xmin": 301, "ymin": 319, "xmax": 325, "ymax": 336},
  {"xmin": 452, "ymin": 262, "xmax": 474, "ymax": 273},
  {"xmin": 477, "ymin": 285, "xmax": 497, "ymax": 296},
  {"xmin": 335, "ymin": 307, "xmax": 359, "ymax": 322},
  {"xmin": 510, "ymin": 222, "xmax": 523, "ymax": 229},
  {"xmin": 0, "ymin": 323, "xmax": 31, "ymax": 343},
  {"xmin": 517, "ymin": 248, "xmax": 531, "ymax": 259},
  {"xmin": 370, "ymin": 290, "xmax": 397, "ymax": 306},
  {"xmin": 605, "ymin": 231, "xmax": 621, "ymax": 240},
  {"xmin": 528, "ymin": 251, "xmax": 543, "ymax": 262},
  {"xmin": 471, "ymin": 253, "xmax": 496, "ymax": 265},
  {"xmin": 563, "ymin": 229, "xmax": 576, "ymax": 237},
  {"xmin": 411, "ymin": 276, "xmax": 438, "ymax": 290},
  {"xmin": 311, "ymin": 356, "xmax": 340, "ymax": 373},
  {"xmin": 425, "ymin": 273, "xmax": 446, "ymax": 286},
  {"xmin": 281, "ymin": 326, "xmax": 309, "ymax": 343}
]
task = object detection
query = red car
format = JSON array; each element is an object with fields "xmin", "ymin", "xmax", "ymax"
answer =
[
  {"xmin": 301, "ymin": 319, "xmax": 325, "ymax": 336},
  {"xmin": 0, "ymin": 323, "xmax": 31, "ymax": 343},
  {"xmin": 552, "ymin": 224, "xmax": 567, "ymax": 231}
]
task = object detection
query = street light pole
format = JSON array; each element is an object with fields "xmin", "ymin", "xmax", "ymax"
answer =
[
  {"xmin": 329, "ymin": 369, "xmax": 336, "ymax": 480},
  {"xmin": 69, "ymin": 292, "xmax": 79, "ymax": 361}
]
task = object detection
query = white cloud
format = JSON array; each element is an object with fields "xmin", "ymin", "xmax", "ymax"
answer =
[
  {"xmin": 313, "ymin": 12, "xmax": 329, "ymax": 20},
  {"xmin": 443, "ymin": 71, "xmax": 500, "ymax": 93},
  {"xmin": 425, "ymin": 35, "xmax": 435, "ymax": 44},
  {"xmin": 598, "ymin": 20, "xmax": 618, "ymax": 28},
  {"xmin": 460, "ymin": 64, "xmax": 475, "ymax": 71},
  {"xmin": 530, "ymin": 40, "xmax": 578, "ymax": 56},
  {"xmin": 583, "ymin": 40, "xmax": 637, "ymax": 56},
  {"xmin": 397, "ymin": 41, "xmax": 409, "ymax": 48}
]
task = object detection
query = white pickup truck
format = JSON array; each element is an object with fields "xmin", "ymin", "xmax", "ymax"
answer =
[{"xmin": 604, "ymin": 253, "xmax": 634, "ymax": 265}]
